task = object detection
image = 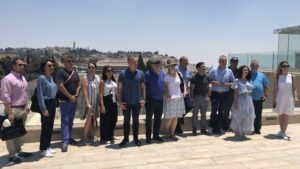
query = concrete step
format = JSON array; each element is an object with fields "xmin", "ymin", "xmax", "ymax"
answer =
[{"xmin": 21, "ymin": 108, "xmax": 300, "ymax": 143}]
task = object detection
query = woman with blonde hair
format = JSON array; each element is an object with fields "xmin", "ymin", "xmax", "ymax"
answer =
[{"xmin": 273, "ymin": 61, "xmax": 299, "ymax": 139}]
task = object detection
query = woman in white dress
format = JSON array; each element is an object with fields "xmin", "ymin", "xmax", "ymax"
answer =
[
  {"xmin": 231, "ymin": 65, "xmax": 255, "ymax": 140},
  {"xmin": 163, "ymin": 57, "xmax": 186, "ymax": 141},
  {"xmin": 273, "ymin": 61, "xmax": 299, "ymax": 139}
]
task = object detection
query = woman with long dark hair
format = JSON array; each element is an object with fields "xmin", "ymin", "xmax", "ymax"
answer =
[
  {"xmin": 37, "ymin": 58, "xmax": 58, "ymax": 157},
  {"xmin": 273, "ymin": 61, "xmax": 299, "ymax": 139},
  {"xmin": 99, "ymin": 65, "xmax": 118, "ymax": 144},
  {"xmin": 230, "ymin": 65, "xmax": 255, "ymax": 140}
]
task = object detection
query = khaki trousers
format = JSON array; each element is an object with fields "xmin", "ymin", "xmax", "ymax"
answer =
[{"xmin": 5, "ymin": 107, "xmax": 27, "ymax": 157}]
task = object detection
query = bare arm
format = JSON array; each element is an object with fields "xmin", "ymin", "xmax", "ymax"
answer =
[
  {"xmin": 57, "ymin": 79, "xmax": 75, "ymax": 102},
  {"xmin": 81, "ymin": 75, "xmax": 91, "ymax": 111},
  {"xmin": 272, "ymin": 77, "xmax": 278, "ymax": 105},
  {"xmin": 292, "ymin": 75, "xmax": 299, "ymax": 103}
]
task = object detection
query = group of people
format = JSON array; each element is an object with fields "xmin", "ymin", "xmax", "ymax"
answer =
[{"xmin": 0, "ymin": 53, "xmax": 298, "ymax": 163}]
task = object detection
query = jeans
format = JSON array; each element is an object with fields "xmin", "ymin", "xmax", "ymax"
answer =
[
  {"xmin": 192, "ymin": 96, "xmax": 208, "ymax": 130},
  {"xmin": 145, "ymin": 98, "xmax": 163, "ymax": 139},
  {"xmin": 60, "ymin": 101, "xmax": 77, "ymax": 144},
  {"xmin": 122, "ymin": 103, "xmax": 141, "ymax": 140}
]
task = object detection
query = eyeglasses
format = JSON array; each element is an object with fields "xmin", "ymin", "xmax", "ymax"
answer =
[
  {"xmin": 17, "ymin": 64, "xmax": 27, "ymax": 67},
  {"xmin": 88, "ymin": 66, "xmax": 95, "ymax": 69},
  {"xmin": 281, "ymin": 65, "xmax": 289, "ymax": 68},
  {"xmin": 66, "ymin": 60, "xmax": 74, "ymax": 63},
  {"xmin": 47, "ymin": 64, "xmax": 55, "ymax": 68},
  {"xmin": 106, "ymin": 69, "xmax": 112, "ymax": 72}
]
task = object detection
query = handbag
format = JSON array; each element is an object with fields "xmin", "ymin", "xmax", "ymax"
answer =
[
  {"xmin": 0, "ymin": 117, "xmax": 27, "ymax": 141},
  {"xmin": 30, "ymin": 88, "xmax": 42, "ymax": 113}
]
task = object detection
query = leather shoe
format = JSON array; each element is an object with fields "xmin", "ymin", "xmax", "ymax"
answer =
[
  {"xmin": 69, "ymin": 138, "xmax": 78, "ymax": 145},
  {"xmin": 146, "ymin": 138, "xmax": 152, "ymax": 144},
  {"xmin": 119, "ymin": 139, "xmax": 128, "ymax": 147},
  {"xmin": 134, "ymin": 139, "xmax": 142, "ymax": 146},
  {"xmin": 61, "ymin": 143, "xmax": 68, "ymax": 152},
  {"xmin": 18, "ymin": 152, "xmax": 32, "ymax": 158},
  {"xmin": 153, "ymin": 136, "xmax": 164, "ymax": 142},
  {"xmin": 8, "ymin": 155, "xmax": 23, "ymax": 163}
]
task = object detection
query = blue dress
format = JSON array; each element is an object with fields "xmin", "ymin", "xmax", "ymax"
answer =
[{"xmin": 230, "ymin": 79, "xmax": 256, "ymax": 135}]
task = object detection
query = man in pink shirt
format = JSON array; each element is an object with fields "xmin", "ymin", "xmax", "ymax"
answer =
[{"xmin": 1, "ymin": 57, "xmax": 32, "ymax": 163}]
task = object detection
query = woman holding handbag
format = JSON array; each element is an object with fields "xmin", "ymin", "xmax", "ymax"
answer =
[{"xmin": 37, "ymin": 59, "xmax": 58, "ymax": 157}]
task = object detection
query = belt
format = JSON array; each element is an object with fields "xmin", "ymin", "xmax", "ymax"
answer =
[{"xmin": 11, "ymin": 105, "xmax": 26, "ymax": 109}]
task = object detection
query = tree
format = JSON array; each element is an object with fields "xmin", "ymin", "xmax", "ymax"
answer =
[{"xmin": 137, "ymin": 54, "xmax": 147, "ymax": 72}]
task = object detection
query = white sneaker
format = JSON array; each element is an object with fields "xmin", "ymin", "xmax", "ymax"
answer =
[
  {"xmin": 281, "ymin": 132, "xmax": 290, "ymax": 140},
  {"xmin": 47, "ymin": 148, "xmax": 56, "ymax": 154},
  {"xmin": 276, "ymin": 131, "xmax": 283, "ymax": 137},
  {"xmin": 40, "ymin": 150, "xmax": 53, "ymax": 158}
]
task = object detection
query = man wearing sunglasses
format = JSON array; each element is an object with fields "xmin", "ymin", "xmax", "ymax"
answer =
[
  {"xmin": 1, "ymin": 57, "xmax": 32, "ymax": 163},
  {"xmin": 56, "ymin": 54, "xmax": 81, "ymax": 152}
]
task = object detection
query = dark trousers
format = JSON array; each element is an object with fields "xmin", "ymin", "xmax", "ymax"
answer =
[
  {"xmin": 253, "ymin": 100, "xmax": 263, "ymax": 132},
  {"xmin": 122, "ymin": 103, "xmax": 141, "ymax": 141},
  {"xmin": 210, "ymin": 91, "xmax": 230, "ymax": 133},
  {"xmin": 145, "ymin": 98, "xmax": 163, "ymax": 139},
  {"xmin": 40, "ymin": 99, "xmax": 56, "ymax": 151},
  {"xmin": 100, "ymin": 95, "xmax": 118, "ymax": 141}
]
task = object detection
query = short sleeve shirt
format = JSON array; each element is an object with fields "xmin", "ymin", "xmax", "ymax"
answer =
[
  {"xmin": 190, "ymin": 73, "xmax": 209, "ymax": 97},
  {"xmin": 55, "ymin": 68, "xmax": 80, "ymax": 101},
  {"xmin": 250, "ymin": 72, "xmax": 269, "ymax": 100},
  {"xmin": 145, "ymin": 69, "xmax": 164, "ymax": 101},
  {"xmin": 208, "ymin": 67, "xmax": 235, "ymax": 92},
  {"xmin": 118, "ymin": 68, "xmax": 145, "ymax": 105}
]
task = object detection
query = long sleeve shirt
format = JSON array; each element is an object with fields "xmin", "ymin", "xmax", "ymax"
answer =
[
  {"xmin": 36, "ymin": 75, "xmax": 58, "ymax": 113},
  {"xmin": 0, "ymin": 71, "xmax": 28, "ymax": 106}
]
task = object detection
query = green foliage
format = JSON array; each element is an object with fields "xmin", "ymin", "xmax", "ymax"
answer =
[{"xmin": 137, "ymin": 54, "xmax": 147, "ymax": 72}]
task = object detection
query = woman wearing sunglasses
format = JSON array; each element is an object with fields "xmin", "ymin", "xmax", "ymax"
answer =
[
  {"xmin": 273, "ymin": 61, "xmax": 299, "ymax": 139},
  {"xmin": 81, "ymin": 62, "xmax": 100, "ymax": 145},
  {"xmin": 37, "ymin": 59, "xmax": 58, "ymax": 157},
  {"xmin": 99, "ymin": 65, "xmax": 118, "ymax": 144}
]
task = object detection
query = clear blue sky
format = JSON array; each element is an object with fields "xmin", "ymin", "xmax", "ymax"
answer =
[{"xmin": 0, "ymin": 0, "xmax": 299, "ymax": 66}]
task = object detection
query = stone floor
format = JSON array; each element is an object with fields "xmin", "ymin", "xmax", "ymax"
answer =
[{"xmin": 1, "ymin": 123, "xmax": 300, "ymax": 169}]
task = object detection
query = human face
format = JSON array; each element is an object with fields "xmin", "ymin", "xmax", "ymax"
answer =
[
  {"xmin": 250, "ymin": 62, "xmax": 259, "ymax": 72},
  {"xmin": 87, "ymin": 63, "xmax": 96, "ymax": 75},
  {"xmin": 168, "ymin": 64, "xmax": 176, "ymax": 74},
  {"xmin": 281, "ymin": 63, "xmax": 289, "ymax": 74},
  {"xmin": 128, "ymin": 57, "xmax": 138, "ymax": 71},
  {"xmin": 197, "ymin": 64, "xmax": 206, "ymax": 73},
  {"xmin": 151, "ymin": 61, "xmax": 161, "ymax": 72},
  {"xmin": 230, "ymin": 61, "xmax": 238, "ymax": 69},
  {"xmin": 44, "ymin": 61, "xmax": 55, "ymax": 75},
  {"xmin": 63, "ymin": 57, "xmax": 75, "ymax": 70},
  {"xmin": 105, "ymin": 67, "xmax": 113, "ymax": 78},
  {"xmin": 242, "ymin": 67, "xmax": 249, "ymax": 78},
  {"xmin": 180, "ymin": 57, "xmax": 188, "ymax": 68},
  {"xmin": 219, "ymin": 58, "xmax": 227, "ymax": 68},
  {"xmin": 13, "ymin": 59, "xmax": 27, "ymax": 74}
]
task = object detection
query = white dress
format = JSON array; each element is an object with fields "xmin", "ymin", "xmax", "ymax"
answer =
[
  {"xmin": 275, "ymin": 74, "xmax": 294, "ymax": 115},
  {"xmin": 230, "ymin": 79, "xmax": 255, "ymax": 135}
]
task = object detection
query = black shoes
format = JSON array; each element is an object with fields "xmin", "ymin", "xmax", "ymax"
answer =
[
  {"xmin": 8, "ymin": 155, "xmax": 23, "ymax": 163},
  {"xmin": 201, "ymin": 129, "xmax": 208, "ymax": 134},
  {"xmin": 134, "ymin": 139, "xmax": 142, "ymax": 146},
  {"xmin": 192, "ymin": 129, "xmax": 197, "ymax": 136},
  {"xmin": 170, "ymin": 135, "xmax": 178, "ymax": 141},
  {"xmin": 69, "ymin": 138, "xmax": 78, "ymax": 145},
  {"xmin": 61, "ymin": 143, "xmax": 68, "ymax": 152},
  {"xmin": 175, "ymin": 127, "xmax": 184, "ymax": 134},
  {"xmin": 146, "ymin": 138, "xmax": 152, "ymax": 144},
  {"xmin": 153, "ymin": 136, "xmax": 164, "ymax": 142},
  {"xmin": 18, "ymin": 152, "xmax": 32, "ymax": 158},
  {"xmin": 119, "ymin": 139, "xmax": 129, "ymax": 147}
]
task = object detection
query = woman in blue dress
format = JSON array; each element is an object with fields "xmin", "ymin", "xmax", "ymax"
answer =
[{"xmin": 230, "ymin": 65, "xmax": 255, "ymax": 140}]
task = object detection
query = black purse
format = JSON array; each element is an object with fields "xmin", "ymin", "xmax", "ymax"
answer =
[
  {"xmin": 0, "ymin": 117, "xmax": 27, "ymax": 141},
  {"xmin": 30, "ymin": 88, "xmax": 42, "ymax": 113}
]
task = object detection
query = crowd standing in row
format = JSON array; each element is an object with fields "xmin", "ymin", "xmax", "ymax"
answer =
[{"xmin": 0, "ymin": 54, "xmax": 298, "ymax": 163}]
